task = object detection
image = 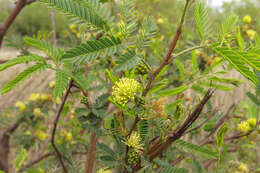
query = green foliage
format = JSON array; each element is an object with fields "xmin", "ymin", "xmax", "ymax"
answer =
[
  {"xmin": 136, "ymin": 17, "xmax": 157, "ymax": 50},
  {"xmin": 156, "ymin": 86, "xmax": 188, "ymax": 97},
  {"xmin": 212, "ymin": 46, "xmax": 258, "ymax": 84},
  {"xmin": 1, "ymin": 63, "xmax": 48, "ymax": 94},
  {"xmin": 194, "ymin": 2, "xmax": 212, "ymax": 41},
  {"xmin": 0, "ymin": 55, "xmax": 46, "ymax": 72},
  {"xmin": 153, "ymin": 159, "xmax": 188, "ymax": 173},
  {"xmin": 53, "ymin": 69, "xmax": 70, "ymax": 98},
  {"xmin": 117, "ymin": 0, "xmax": 138, "ymax": 38},
  {"xmin": 40, "ymin": 0, "xmax": 109, "ymax": 31},
  {"xmin": 14, "ymin": 148, "xmax": 28, "ymax": 173},
  {"xmin": 115, "ymin": 50, "xmax": 141, "ymax": 72},
  {"xmin": 174, "ymin": 140, "xmax": 218, "ymax": 159},
  {"xmin": 63, "ymin": 36, "xmax": 123, "ymax": 64}
]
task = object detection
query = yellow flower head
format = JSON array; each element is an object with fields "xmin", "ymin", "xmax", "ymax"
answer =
[
  {"xmin": 53, "ymin": 97, "xmax": 62, "ymax": 104},
  {"xmin": 69, "ymin": 24, "xmax": 77, "ymax": 31},
  {"xmin": 39, "ymin": 93, "xmax": 48, "ymax": 101},
  {"xmin": 15, "ymin": 101, "xmax": 26, "ymax": 112},
  {"xmin": 65, "ymin": 132, "xmax": 72, "ymax": 141},
  {"xmin": 97, "ymin": 168, "xmax": 112, "ymax": 173},
  {"xmin": 243, "ymin": 15, "xmax": 252, "ymax": 24},
  {"xmin": 246, "ymin": 29, "xmax": 256, "ymax": 40},
  {"xmin": 238, "ymin": 163, "xmax": 249, "ymax": 173},
  {"xmin": 49, "ymin": 81, "xmax": 56, "ymax": 88},
  {"xmin": 25, "ymin": 130, "xmax": 31, "ymax": 136},
  {"xmin": 247, "ymin": 118, "xmax": 256, "ymax": 127},
  {"xmin": 157, "ymin": 18, "xmax": 164, "ymax": 24},
  {"xmin": 29, "ymin": 93, "xmax": 40, "ymax": 102},
  {"xmin": 35, "ymin": 130, "xmax": 48, "ymax": 141},
  {"xmin": 112, "ymin": 78, "xmax": 140, "ymax": 105},
  {"xmin": 237, "ymin": 121, "xmax": 250, "ymax": 133},
  {"xmin": 33, "ymin": 108, "xmax": 41, "ymax": 117},
  {"xmin": 125, "ymin": 132, "xmax": 144, "ymax": 153}
]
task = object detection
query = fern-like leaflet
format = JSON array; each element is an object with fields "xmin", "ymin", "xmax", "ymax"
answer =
[
  {"xmin": 0, "ymin": 55, "xmax": 46, "ymax": 72},
  {"xmin": 53, "ymin": 69, "xmax": 70, "ymax": 98},
  {"xmin": 1, "ymin": 63, "xmax": 49, "ymax": 94},
  {"xmin": 117, "ymin": 0, "xmax": 138, "ymax": 38},
  {"xmin": 212, "ymin": 46, "xmax": 258, "ymax": 84},
  {"xmin": 114, "ymin": 50, "xmax": 141, "ymax": 72},
  {"xmin": 136, "ymin": 17, "xmax": 157, "ymax": 50},
  {"xmin": 194, "ymin": 2, "xmax": 212, "ymax": 41},
  {"xmin": 40, "ymin": 0, "xmax": 109, "ymax": 31},
  {"xmin": 63, "ymin": 36, "xmax": 123, "ymax": 64}
]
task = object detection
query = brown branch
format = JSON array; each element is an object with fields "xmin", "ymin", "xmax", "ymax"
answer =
[
  {"xmin": 183, "ymin": 109, "xmax": 218, "ymax": 135},
  {"xmin": 0, "ymin": 0, "xmax": 27, "ymax": 46},
  {"xmin": 172, "ymin": 102, "xmax": 238, "ymax": 166},
  {"xmin": 51, "ymin": 79, "xmax": 73, "ymax": 173},
  {"xmin": 201, "ymin": 102, "xmax": 238, "ymax": 145},
  {"xmin": 4, "ymin": 118, "xmax": 24, "ymax": 136},
  {"xmin": 142, "ymin": 0, "xmax": 191, "ymax": 97},
  {"xmin": 147, "ymin": 88, "xmax": 215, "ymax": 162}
]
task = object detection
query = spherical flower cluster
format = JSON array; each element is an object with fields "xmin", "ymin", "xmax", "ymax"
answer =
[
  {"xmin": 238, "ymin": 163, "xmax": 249, "ymax": 173},
  {"xmin": 237, "ymin": 118, "xmax": 256, "ymax": 133},
  {"xmin": 243, "ymin": 15, "xmax": 252, "ymax": 24},
  {"xmin": 39, "ymin": 93, "xmax": 49, "ymax": 101},
  {"xmin": 35, "ymin": 130, "xmax": 48, "ymax": 141},
  {"xmin": 128, "ymin": 149, "xmax": 139, "ymax": 165},
  {"xmin": 49, "ymin": 81, "xmax": 56, "ymax": 88},
  {"xmin": 29, "ymin": 93, "xmax": 40, "ymax": 102},
  {"xmin": 246, "ymin": 29, "xmax": 256, "ymax": 40},
  {"xmin": 15, "ymin": 101, "xmax": 26, "ymax": 112},
  {"xmin": 112, "ymin": 78, "xmax": 140, "ymax": 106},
  {"xmin": 247, "ymin": 118, "xmax": 256, "ymax": 127},
  {"xmin": 237, "ymin": 121, "xmax": 250, "ymax": 133},
  {"xmin": 124, "ymin": 132, "xmax": 144, "ymax": 153},
  {"xmin": 97, "ymin": 168, "xmax": 112, "ymax": 173},
  {"xmin": 33, "ymin": 108, "xmax": 41, "ymax": 117}
]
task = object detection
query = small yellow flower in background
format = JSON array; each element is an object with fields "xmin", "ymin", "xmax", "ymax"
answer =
[
  {"xmin": 33, "ymin": 108, "xmax": 41, "ymax": 117},
  {"xmin": 243, "ymin": 15, "xmax": 252, "ymax": 24},
  {"xmin": 65, "ymin": 132, "xmax": 72, "ymax": 141},
  {"xmin": 35, "ymin": 130, "xmax": 48, "ymax": 141},
  {"xmin": 246, "ymin": 29, "xmax": 256, "ymax": 40},
  {"xmin": 112, "ymin": 78, "xmax": 140, "ymax": 105},
  {"xmin": 157, "ymin": 18, "xmax": 164, "ymax": 24},
  {"xmin": 15, "ymin": 101, "xmax": 26, "ymax": 112},
  {"xmin": 69, "ymin": 24, "xmax": 77, "ymax": 31},
  {"xmin": 53, "ymin": 97, "xmax": 61, "ymax": 104},
  {"xmin": 124, "ymin": 132, "xmax": 144, "ymax": 153},
  {"xmin": 247, "ymin": 118, "xmax": 256, "ymax": 127},
  {"xmin": 39, "ymin": 93, "xmax": 48, "ymax": 101},
  {"xmin": 237, "ymin": 121, "xmax": 250, "ymax": 133},
  {"xmin": 61, "ymin": 129, "xmax": 67, "ymax": 136},
  {"xmin": 238, "ymin": 163, "xmax": 249, "ymax": 173},
  {"xmin": 97, "ymin": 168, "xmax": 112, "ymax": 173},
  {"xmin": 49, "ymin": 81, "xmax": 56, "ymax": 88},
  {"xmin": 25, "ymin": 130, "xmax": 31, "ymax": 136},
  {"xmin": 28, "ymin": 93, "xmax": 40, "ymax": 102},
  {"xmin": 76, "ymin": 33, "xmax": 81, "ymax": 39}
]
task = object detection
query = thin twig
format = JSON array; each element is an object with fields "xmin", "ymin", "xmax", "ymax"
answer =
[
  {"xmin": 51, "ymin": 79, "xmax": 73, "ymax": 173},
  {"xmin": 142, "ymin": 0, "xmax": 191, "ymax": 97},
  {"xmin": 184, "ymin": 108, "xmax": 218, "ymax": 135},
  {"xmin": 50, "ymin": 11, "xmax": 57, "ymax": 50},
  {"xmin": 148, "ymin": 88, "xmax": 215, "ymax": 161},
  {"xmin": 0, "ymin": 0, "xmax": 27, "ymax": 46}
]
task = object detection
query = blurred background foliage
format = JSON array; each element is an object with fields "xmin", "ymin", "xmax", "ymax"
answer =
[{"xmin": 0, "ymin": 0, "xmax": 260, "ymax": 46}]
